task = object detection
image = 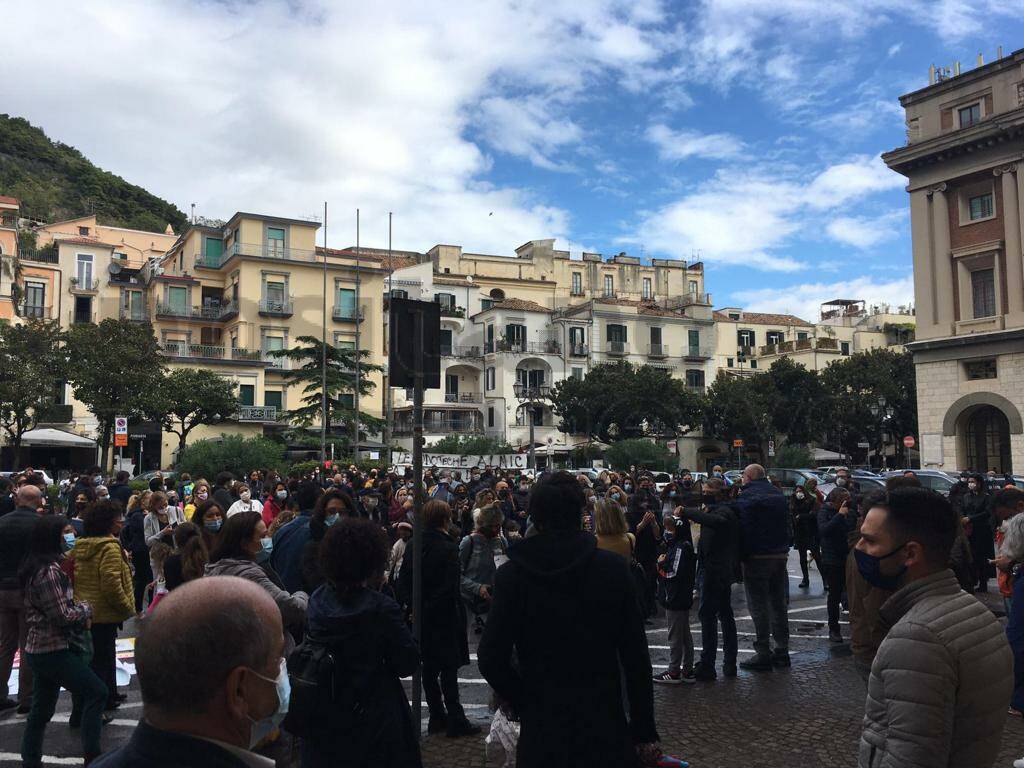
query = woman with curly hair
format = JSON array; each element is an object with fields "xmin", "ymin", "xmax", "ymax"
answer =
[{"xmin": 300, "ymin": 517, "xmax": 420, "ymax": 768}]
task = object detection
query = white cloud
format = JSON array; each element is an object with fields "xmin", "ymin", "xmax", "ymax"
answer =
[
  {"xmin": 733, "ymin": 275, "xmax": 915, "ymax": 322},
  {"xmin": 475, "ymin": 97, "xmax": 583, "ymax": 170},
  {"xmin": 887, "ymin": 42, "xmax": 903, "ymax": 57},
  {"xmin": 805, "ymin": 155, "xmax": 905, "ymax": 209},
  {"xmin": 645, "ymin": 124, "xmax": 745, "ymax": 161},
  {"xmin": 825, "ymin": 211, "xmax": 905, "ymax": 249}
]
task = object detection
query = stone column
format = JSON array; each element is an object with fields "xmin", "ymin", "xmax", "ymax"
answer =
[
  {"xmin": 930, "ymin": 184, "xmax": 955, "ymax": 334},
  {"xmin": 1003, "ymin": 164, "xmax": 1024, "ymax": 326},
  {"xmin": 909, "ymin": 189, "xmax": 936, "ymax": 332}
]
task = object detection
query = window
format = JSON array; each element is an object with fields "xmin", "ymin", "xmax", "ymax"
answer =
[
  {"xmin": 445, "ymin": 373, "xmax": 459, "ymax": 396},
  {"xmin": 607, "ymin": 324, "xmax": 627, "ymax": 343},
  {"xmin": 727, "ymin": 357, "xmax": 734, "ymax": 368},
  {"xmin": 205, "ymin": 237, "xmax": 223, "ymax": 263},
  {"xmin": 569, "ymin": 326, "xmax": 586, "ymax": 352},
  {"xmin": 266, "ymin": 227, "xmax": 285, "ymax": 257},
  {"xmin": 339, "ymin": 393, "xmax": 355, "ymax": 408},
  {"xmin": 488, "ymin": 407, "xmax": 495, "ymax": 428},
  {"xmin": 766, "ymin": 330, "xmax": 783, "ymax": 345},
  {"xmin": 572, "ymin": 367, "xmax": 584, "ymax": 380},
  {"xmin": 650, "ymin": 327, "xmax": 662, "ymax": 345},
  {"xmin": 642, "ymin": 277, "xmax": 652, "ymax": 299},
  {"xmin": 264, "ymin": 279, "xmax": 286, "ymax": 310},
  {"xmin": 75, "ymin": 253, "xmax": 93, "ymax": 286},
  {"xmin": 505, "ymin": 324, "xmax": 526, "ymax": 350},
  {"xmin": 688, "ymin": 280, "xmax": 698, "ymax": 295},
  {"xmin": 78, "ymin": 226, "xmax": 89, "ymax": 236},
  {"xmin": 966, "ymin": 359, "xmax": 997, "ymax": 380},
  {"xmin": 728, "ymin": 312, "xmax": 740, "ymax": 321},
  {"xmin": 264, "ymin": 390, "xmax": 283, "ymax": 409},
  {"xmin": 54, "ymin": 380, "xmax": 66, "ymax": 405},
  {"xmin": 968, "ymin": 193, "xmax": 994, "ymax": 221},
  {"xmin": 439, "ymin": 329, "xmax": 452, "ymax": 355},
  {"xmin": 797, "ymin": 331, "xmax": 808, "ymax": 341},
  {"xmin": 958, "ymin": 102, "xmax": 981, "ymax": 128},
  {"xmin": 123, "ymin": 290, "xmax": 144, "ymax": 320},
  {"xmin": 334, "ymin": 336, "xmax": 356, "ymax": 350},
  {"xmin": 687, "ymin": 329, "xmax": 700, "ymax": 356},
  {"xmin": 435, "ymin": 293, "xmax": 455, "ymax": 310},
  {"xmin": 263, "ymin": 335, "xmax": 284, "ymax": 357},
  {"xmin": 749, "ymin": 359, "xmax": 758, "ymax": 369},
  {"xmin": 737, "ymin": 329, "xmax": 755, "ymax": 348},
  {"xmin": 200, "ymin": 327, "xmax": 222, "ymax": 345},
  {"xmin": 390, "ymin": 289, "xmax": 408, "ymax": 299},
  {"xmin": 486, "ymin": 324, "xmax": 494, "ymax": 352},
  {"xmin": 840, "ymin": 341, "xmax": 850, "ymax": 355},
  {"xmin": 167, "ymin": 285, "xmax": 188, "ymax": 314},
  {"xmin": 486, "ymin": 367, "xmax": 496, "ymax": 390},
  {"xmin": 239, "ymin": 384, "xmax": 255, "ymax": 407},
  {"xmin": 972, "ymin": 268, "xmax": 996, "ymax": 318},
  {"xmin": 685, "ymin": 370, "xmax": 705, "ymax": 388},
  {"xmin": 335, "ymin": 287, "xmax": 356, "ymax": 318},
  {"xmin": 571, "ymin": 272, "xmax": 582, "ymax": 295},
  {"xmin": 480, "ymin": 298, "xmax": 494, "ymax": 311},
  {"xmin": 603, "ymin": 275, "xmax": 614, "ymax": 297}
]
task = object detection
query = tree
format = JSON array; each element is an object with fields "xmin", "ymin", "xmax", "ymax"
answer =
[
  {"xmin": 176, "ymin": 434, "xmax": 285, "ymax": 481},
  {"xmin": 550, "ymin": 362, "xmax": 704, "ymax": 443},
  {"xmin": 771, "ymin": 443, "xmax": 815, "ymax": 469},
  {"xmin": 0, "ymin": 320, "xmax": 66, "ymax": 466},
  {"xmin": 764, "ymin": 357, "xmax": 827, "ymax": 445},
  {"xmin": 269, "ymin": 336, "xmax": 384, "ymax": 448},
  {"xmin": 703, "ymin": 372, "xmax": 775, "ymax": 460},
  {"xmin": 819, "ymin": 349, "xmax": 917, "ymax": 466},
  {"xmin": 428, "ymin": 434, "xmax": 514, "ymax": 455},
  {"xmin": 156, "ymin": 369, "xmax": 240, "ymax": 455},
  {"xmin": 604, "ymin": 439, "xmax": 675, "ymax": 472},
  {"xmin": 65, "ymin": 319, "xmax": 166, "ymax": 468}
]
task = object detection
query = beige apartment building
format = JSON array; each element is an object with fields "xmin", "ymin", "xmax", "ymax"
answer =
[{"xmin": 884, "ymin": 48, "xmax": 1024, "ymax": 473}]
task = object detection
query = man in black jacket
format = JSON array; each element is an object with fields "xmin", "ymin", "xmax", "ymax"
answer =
[
  {"xmin": 479, "ymin": 471, "xmax": 659, "ymax": 767},
  {"xmin": 680, "ymin": 477, "xmax": 739, "ymax": 681},
  {"xmin": 213, "ymin": 471, "xmax": 236, "ymax": 513},
  {"xmin": 93, "ymin": 576, "xmax": 286, "ymax": 768},
  {"xmin": 107, "ymin": 470, "xmax": 133, "ymax": 510},
  {"xmin": 0, "ymin": 484, "xmax": 41, "ymax": 712}
]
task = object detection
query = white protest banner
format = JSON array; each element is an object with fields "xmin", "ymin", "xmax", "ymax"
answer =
[{"xmin": 391, "ymin": 451, "xmax": 528, "ymax": 470}]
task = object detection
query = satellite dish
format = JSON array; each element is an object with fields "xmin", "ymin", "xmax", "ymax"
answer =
[{"xmin": 108, "ymin": 261, "xmax": 122, "ymax": 274}]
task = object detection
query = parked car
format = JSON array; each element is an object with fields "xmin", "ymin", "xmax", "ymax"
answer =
[
  {"xmin": 0, "ymin": 470, "xmax": 55, "ymax": 486},
  {"xmin": 851, "ymin": 468, "xmax": 880, "ymax": 478},
  {"xmin": 818, "ymin": 475, "xmax": 887, "ymax": 499},
  {"xmin": 138, "ymin": 469, "xmax": 177, "ymax": 486},
  {"xmin": 767, "ymin": 468, "xmax": 822, "ymax": 497},
  {"xmin": 881, "ymin": 470, "xmax": 956, "ymax": 496},
  {"xmin": 724, "ymin": 470, "xmax": 744, "ymax": 485}
]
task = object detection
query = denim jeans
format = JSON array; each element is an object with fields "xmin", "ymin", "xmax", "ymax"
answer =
[
  {"xmin": 742, "ymin": 557, "xmax": 790, "ymax": 655},
  {"xmin": 22, "ymin": 649, "xmax": 107, "ymax": 766},
  {"xmin": 698, "ymin": 576, "xmax": 737, "ymax": 667}
]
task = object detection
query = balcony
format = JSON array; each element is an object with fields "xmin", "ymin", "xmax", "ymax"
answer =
[
  {"xmin": 195, "ymin": 242, "xmax": 318, "ymax": 270},
  {"xmin": 22, "ymin": 247, "xmax": 59, "ymax": 265},
  {"xmin": 120, "ymin": 305, "xmax": 150, "ymax": 323},
  {"xmin": 391, "ymin": 416, "xmax": 484, "ymax": 436},
  {"xmin": 647, "ymin": 343, "xmax": 669, "ymax": 358},
  {"xmin": 0, "ymin": 214, "xmax": 17, "ymax": 229},
  {"xmin": 514, "ymin": 414, "xmax": 555, "ymax": 428},
  {"xmin": 155, "ymin": 300, "xmax": 239, "ymax": 321},
  {"xmin": 606, "ymin": 340, "xmax": 629, "ymax": 356},
  {"xmin": 332, "ymin": 304, "xmax": 365, "ymax": 322},
  {"xmin": 68, "ymin": 277, "xmax": 100, "ymax": 294},
  {"xmin": 441, "ymin": 345, "xmax": 484, "ymax": 358},
  {"xmin": 683, "ymin": 345, "xmax": 713, "ymax": 360},
  {"xmin": 601, "ymin": 290, "xmax": 618, "ymax": 299},
  {"xmin": 68, "ymin": 310, "xmax": 96, "ymax": 325},
  {"xmin": 673, "ymin": 292, "xmax": 712, "ymax": 307},
  {"xmin": 569, "ymin": 343, "xmax": 589, "ymax": 357},
  {"xmin": 685, "ymin": 384, "xmax": 706, "ymax": 395},
  {"xmin": 237, "ymin": 405, "xmax": 278, "ymax": 422},
  {"xmin": 259, "ymin": 297, "xmax": 294, "ymax": 317},
  {"xmin": 513, "ymin": 384, "xmax": 552, "ymax": 399},
  {"xmin": 161, "ymin": 342, "xmax": 263, "ymax": 363},
  {"xmin": 263, "ymin": 349, "xmax": 290, "ymax": 370},
  {"xmin": 443, "ymin": 392, "xmax": 483, "ymax": 404},
  {"xmin": 495, "ymin": 339, "xmax": 562, "ymax": 355},
  {"xmin": 19, "ymin": 304, "xmax": 51, "ymax": 320},
  {"xmin": 440, "ymin": 305, "xmax": 466, "ymax": 319},
  {"xmin": 570, "ymin": 289, "xmax": 585, "ymax": 297}
]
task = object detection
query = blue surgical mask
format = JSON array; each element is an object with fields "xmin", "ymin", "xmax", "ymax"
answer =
[
  {"xmin": 260, "ymin": 537, "xmax": 273, "ymax": 554},
  {"xmin": 325, "ymin": 513, "xmax": 339, "ymax": 527},
  {"xmin": 611, "ymin": 492, "xmax": 621, "ymax": 501},
  {"xmin": 205, "ymin": 519, "xmax": 222, "ymax": 532},
  {"xmin": 854, "ymin": 544, "xmax": 907, "ymax": 591},
  {"xmin": 63, "ymin": 532, "xmax": 76, "ymax": 550},
  {"xmin": 247, "ymin": 658, "xmax": 290, "ymax": 749},
  {"xmin": 276, "ymin": 490, "xmax": 287, "ymax": 501}
]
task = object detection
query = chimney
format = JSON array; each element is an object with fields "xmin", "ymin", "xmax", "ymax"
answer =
[
  {"xmin": 977, "ymin": 52, "xmax": 984, "ymax": 66},
  {"xmin": 954, "ymin": 61, "xmax": 961, "ymax": 76},
  {"xmin": 929, "ymin": 64, "xmax": 936, "ymax": 84},
  {"xmin": 998, "ymin": 46, "xmax": 1004, "ymax": 60}
]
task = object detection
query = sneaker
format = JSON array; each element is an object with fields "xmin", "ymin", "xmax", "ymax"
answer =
[
  {"xmin": 829, "ymin": 630, "xmax": 843, "ymax": 644},
  {"xmin": 446, "ymin": 718, "xmax": 482, "ymax": 738},
  {"xmin": 426, "ymin": 715, "xmax": 447, "ymax": 735},
  {"xmin": 679, "ymin": 669, "xmax": 697, "ymax": 685},
  {"xmin": 739, "ymin": 654, "xmax": 773, "ymax": 672},
  {"xmin": 692, "ymin": 662, "xmax": 717, "ymax": 681},
  {"xmin": 723, "ymin": 662, "xmax": 738, "ymax": 678},
  {"xmin": 798, "ymin": 579, "xmax": 809, "ymax": 589},
  {"xmin": 771, "ymin": 652, "xmax": 791, "ymax": 668},
  {"xmin": 653, "ymin": 670, "xmax": 682, "ymax": 685}
]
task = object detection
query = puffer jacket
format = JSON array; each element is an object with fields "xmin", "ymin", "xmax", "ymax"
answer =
[
  {"xmin": 204, "ymin": 557, "xmax": 308, "ymax": 629},
  {"xmin": 859, "ymin": 570, "xmax": 1012, "ymax": 768},
  {"xmin": 73, "ymin": 536, "xmax": 134, "ymax": 625}
]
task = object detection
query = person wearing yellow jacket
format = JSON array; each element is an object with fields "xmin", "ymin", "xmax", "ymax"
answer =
[{"xmin": 73, "ymin": 501, "xmax": 134, "ymax": 712}]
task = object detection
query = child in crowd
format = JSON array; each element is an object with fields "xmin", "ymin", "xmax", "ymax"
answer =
[{"xmin": 653, "ymin": 514, "xmax": 697, "ymax": 685}]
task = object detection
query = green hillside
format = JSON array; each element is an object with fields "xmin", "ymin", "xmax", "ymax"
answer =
[{"xmin": 0, "ymin": 114, "xmax": 187, "ymax": 234}]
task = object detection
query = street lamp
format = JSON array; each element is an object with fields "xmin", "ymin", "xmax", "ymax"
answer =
[
  {"xmin": 514, "ymin": 383, "xmax": 551, "ymax": 473},
  {"xmin": 869, "ymin": 396, "xmax": 895, "ymax": 470}
]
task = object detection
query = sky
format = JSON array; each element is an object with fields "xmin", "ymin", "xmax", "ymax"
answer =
[{"xmin": 4, "ymin": 0, "xmax": 1024, "ymax": 321}]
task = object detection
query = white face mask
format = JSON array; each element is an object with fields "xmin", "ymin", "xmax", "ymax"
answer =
[
  {"xmin": 240, "ymin": 491, "xmax": 251, "ymax": 502},
  {"xmin": 247, "ymin": 659, "xmax": 290, "ymax": 749}
]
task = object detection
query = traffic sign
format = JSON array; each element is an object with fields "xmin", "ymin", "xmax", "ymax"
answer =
[
  {"xmin": 768, "ymin": 440, "xmax": 775, "ymax": 457},
  {"xmin": 114, "ymin": 416, "xmax": 128, "ymax": 447},
  {"xmin": 903, "ymin": 435, "xmax": 916, "ymax": 448},
  {"xmin": 732, "ymin": 439, "xmax": 744, "ymax": 448}
]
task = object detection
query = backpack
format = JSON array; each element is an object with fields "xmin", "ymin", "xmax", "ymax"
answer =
[{"xmin": 284, "ymin": 633, "xmax": 366, "ymax": 738}]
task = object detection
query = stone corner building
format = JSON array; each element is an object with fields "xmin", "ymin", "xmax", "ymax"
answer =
[{"xmin": 884, "ymin": 49, "xmax": 1024, "ymax": 473}]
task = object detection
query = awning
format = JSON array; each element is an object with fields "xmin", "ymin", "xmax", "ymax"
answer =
[
  {"xmin": 21, "ymin": 428, "xmax": 97, "ymax": 449},
  {"xmin": 813, "ymin": 447, "xmax": 846, "ymax": 461}
]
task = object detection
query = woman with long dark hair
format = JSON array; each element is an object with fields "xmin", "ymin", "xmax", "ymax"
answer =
[
  {"xmin": 20, "ymin": 515, "xmax": 107, "ymax": 766},
  {"xmin": 163, "ymin": 522, "xmax": 209, "ymax": 592},
  {"xmin": 301, "ymin": 489, "xmax": 359, "ymax": 593},
  {"xmin": 300, "ymin": 517, "xmax": 421, "ymax": 767}
]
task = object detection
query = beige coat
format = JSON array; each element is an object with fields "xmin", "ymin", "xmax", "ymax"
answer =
[{"xmin": 859, "ymin": 570, "xmax": 1012, "ymax": 768}]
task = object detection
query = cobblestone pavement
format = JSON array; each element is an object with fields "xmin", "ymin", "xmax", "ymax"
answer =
[{"xmin": 4, "ymin": 554, "xmax": 1024, "ymax": 767}]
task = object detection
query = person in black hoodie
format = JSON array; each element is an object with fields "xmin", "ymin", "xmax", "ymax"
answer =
[
  {"xmin": 652, "ymin": 514, "xmax": 697, "ymax": 684},
  {"xmin": 680, "ymin": 477, "xmax": 739, "ymax": 681},
  {"xmin": 627, "ymin": 474, "xmax": 663, "ymax": 616},
  {"xmin": 817, "ymin": 487, "xmax": 857, "ymax": 643},
  {"xmin": 478, "ymin": 471, "xmax": 659, "ymax": 768},
  {"xmin": 511, "ymin": 475, "xmax": 531, "ymax": 522}
]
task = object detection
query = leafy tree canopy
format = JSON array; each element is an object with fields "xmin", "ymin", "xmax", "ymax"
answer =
[
  {"xmin": 604, "ymin": 439, "xmax": 675, "ymax": 472},
  {"xmin": 156, "ymin": 368, "xmax": 240, "ymax": 452},
  {"xmin": 427, "ymin": 434, "xmax": 514, "ymax": 456},
  {"xmin": 176, "ymin": 434, "xmax": 286, "ymax": 481},
  {"xmin": 0, "ymin": 320, "xmax": 66, "ymax": 465}
]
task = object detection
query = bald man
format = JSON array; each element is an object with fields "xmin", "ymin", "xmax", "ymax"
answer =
[
  {"xmin": 733, "ymin": 463, "xmax": 792, "ymax": 671},
  {"xmin": 0, "ymin": 484, "xmax": 43, "ymax": 712},
  {"xmin": 93, "ymin": 576, "xmax": 288, "ymax": 768}
]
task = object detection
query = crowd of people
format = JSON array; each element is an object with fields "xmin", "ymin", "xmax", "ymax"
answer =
[{"xmin": 0, "ymin": 460, "xmax": 1019, "ymax": 767}]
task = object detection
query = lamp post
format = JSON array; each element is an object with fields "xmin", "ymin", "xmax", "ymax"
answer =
[
  {"xmin": 515, "ymin": 383, "xmax": 550, "ymax": 473},
  {"xmin": 869, "ymin": 396, "xmax": 895, "ymax": 470}
]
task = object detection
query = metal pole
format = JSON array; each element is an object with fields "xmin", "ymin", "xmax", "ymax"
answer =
[
  {"xmin": 383, "ymin": 212, "xmax": 393, "ymax": 451},
  {"xmin": 353, "ymin": 209, "xmax": 361, "ymax": 462},
  {"xmin": 411, "ymin": 308, "xmax": 425, "ymax": 739},
  {"xmin": 321, "ymin": 202, "xmax": 328, "ymax": 465},
  {"xmin": 529, "ymin": 407, "xmax": 536, "ymax": 473}
]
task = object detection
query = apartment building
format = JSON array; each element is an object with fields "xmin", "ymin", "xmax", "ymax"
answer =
[
  {"xmin": 0, "ymin": 196, "xmax": 20, "ymax": 322},
  {"xmin": 884, "ymin": 48, "xmax": 1024, "ymax": 473}
]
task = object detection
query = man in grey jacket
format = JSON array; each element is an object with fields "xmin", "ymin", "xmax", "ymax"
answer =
[{"xmin": 856, "ymin": 487, "xmax": 1012, "ymax": 768}]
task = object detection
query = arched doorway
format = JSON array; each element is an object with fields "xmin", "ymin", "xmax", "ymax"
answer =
[{"xmin": 965, "ymin": 406, "xmax": 1011, "ymax": 473}]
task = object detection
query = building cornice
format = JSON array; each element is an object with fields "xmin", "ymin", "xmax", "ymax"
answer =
[
  {"xmin": 906, "ymin": 327, "xmax": 1024, "ymax": 352},
  {"xmin": 883, "ymin": 108, "xmax": 1024, "ymax": 176}
]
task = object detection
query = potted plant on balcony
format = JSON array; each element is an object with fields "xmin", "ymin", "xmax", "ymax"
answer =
[{"xmin": 69, "ymin": 276, "xmax": 79, "ymax": 286}]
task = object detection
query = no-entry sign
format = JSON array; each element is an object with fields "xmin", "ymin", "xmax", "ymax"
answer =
[{"xmin": 903, "ymin": 435, "xmax": 916, "ymax": 448}]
